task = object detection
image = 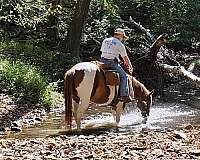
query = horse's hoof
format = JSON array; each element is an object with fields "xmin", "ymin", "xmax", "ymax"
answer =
[{"xmin": 142, "ymin": 117, "xmax": 148, "ymax": 124}]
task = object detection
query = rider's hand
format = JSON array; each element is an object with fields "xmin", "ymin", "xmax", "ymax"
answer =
[{"xmin": 129, "ymin": 67, "xmax": 133, "ymax": 75}]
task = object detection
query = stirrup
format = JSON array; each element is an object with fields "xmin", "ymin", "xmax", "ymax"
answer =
[{"xmin": 118, "ymin": 96, "xmax": 132, "ymax": 102}]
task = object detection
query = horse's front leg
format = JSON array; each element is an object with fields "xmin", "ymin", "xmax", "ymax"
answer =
[{"xmin": 112, "ymin": 102, "xmax": 125, "ymax": 125}]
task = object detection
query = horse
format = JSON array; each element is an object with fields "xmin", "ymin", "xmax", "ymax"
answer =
[{"xmin": 64, "ymin": 61, "xmax": 153, "ymax": 129}]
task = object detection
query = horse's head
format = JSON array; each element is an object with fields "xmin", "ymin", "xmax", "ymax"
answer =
[
  {"xmin": 129, "ymin": 76, "xmax": 154, "ymax": 119},
  {"xmin": 137, "ymin": 90, "xmax": 154, "ymax": 118}
]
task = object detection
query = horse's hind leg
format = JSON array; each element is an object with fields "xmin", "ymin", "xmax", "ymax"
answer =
[
  {"xmin": 73, "ymin": 69, "xmax": 96, "ymax": 129},
  {"xmin": 73, "ymin": 101, "xmax": 79, "ymax": 126},
  {"xmin": 74, "ymin": 99, "xmax": 90, "ymax": 129}
]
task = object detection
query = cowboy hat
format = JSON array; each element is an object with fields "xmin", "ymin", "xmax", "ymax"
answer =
[{"xmin": 114, "ymin": 28, "xmax": 128, "ymax": 39}]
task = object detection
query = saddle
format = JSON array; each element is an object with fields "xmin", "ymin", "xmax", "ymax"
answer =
[
  {"xmin": 91, "ymin": 60, "xmax": 134, "ymax": 103},
  {"xmin": 92, "ymin": 61, "xmax": 120, "ymax": 86}
]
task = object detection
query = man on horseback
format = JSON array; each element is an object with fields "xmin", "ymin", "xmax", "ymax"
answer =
[{"xmin": 100, "ymin": 28, "xmax": 133, "ymax": 102}]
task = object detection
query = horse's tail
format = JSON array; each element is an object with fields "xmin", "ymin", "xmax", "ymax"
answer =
[{"xmin": 64, "ymin": 72, "xmax": 73, "ymax": 129}]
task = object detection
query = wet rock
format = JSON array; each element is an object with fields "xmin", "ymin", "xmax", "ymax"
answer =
[
  {"xmin": 43, "ymin": 155, "xmax": 57, "ymax": 160},
  {"xmin": 0, "ymin": 127, "xmax": 5, "ymax": 132},
  {"xmin": 48, "ymin": 142, "xmax": 59, "ymax": 151},
  {"xmin": 40, "ymin": 150, "xmax": 52, "ymax": 156},
  {"xmin": 30, "ymin": 140, "xmax": 42, "ymax": 144},
  {"xmin": 191, "ymin": 149, "xmax": 200, "ymax": 156},
  {"xmin": 151, "ymin": 149, "xmax": 164, "ymax": 157},
  {"xmin": 184, "ymin": 124, "xmax": 194, "ymax": 130},
  {"xmin": 35, "ymin": 117, "xmax": 42, "ymax": 121},
  {"xmin": 12, "ymin": 121, "xmax": 21, "ymax": 128},
  {"xmin": 84, "ymin": 154, "xmax": 94, "ymax": 159},
  {"xmin": 28, "ymin": 119, "xmax": 35, "ymax": 124},
  {"xmin": 71, "ymin": 154, "xmax": 83, "ymax": 160},
  {"xmin": 10, "ymin": 126, "xmax": 22, "ymax": 132},
  {"xmin": 173, "ymin": 130, "xmax": 188, "ymax": 140}
]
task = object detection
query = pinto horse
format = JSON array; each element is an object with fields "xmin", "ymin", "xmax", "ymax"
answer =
[{"xmin": 64, "ymin": 62, "xmax": 153, "ymax": 129}]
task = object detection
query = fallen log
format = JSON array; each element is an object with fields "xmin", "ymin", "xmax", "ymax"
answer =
[{"xmin": 160, "ymin": 64, "xmax": 200, "ymax": 86}]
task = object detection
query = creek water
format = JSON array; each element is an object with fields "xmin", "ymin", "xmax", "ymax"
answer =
[{"xmin": 3, "ymin": 99, "xmax": 200, "ymax": 139}]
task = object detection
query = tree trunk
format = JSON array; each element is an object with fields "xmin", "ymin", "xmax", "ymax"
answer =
[
  {"xmin": 67, "ymin": 0, "xmax": 91, "ymax": 57},
  {"xmin": 45, "ymin": 0, "xmax": 61, "ymax": 47}
]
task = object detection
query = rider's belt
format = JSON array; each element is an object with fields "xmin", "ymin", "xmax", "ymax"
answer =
[
  {"xmin": 101, "ymin": 57, "xmax": 119, "ymax": 63},
  {"xmin": 101, "ymin": 57, "xmax": 114, "ymax": 60}
]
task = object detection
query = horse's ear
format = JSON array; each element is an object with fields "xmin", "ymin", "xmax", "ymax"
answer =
[{"xmin": 149, "ymin": 89, "xmax": 154, "ymax": 95}]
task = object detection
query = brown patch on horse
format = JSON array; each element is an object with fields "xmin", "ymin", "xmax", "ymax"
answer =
[
  {"xmin": 90, "ymin": 69, "xmax": 110, "ymax": 104},
  {"xmin": 104, "ymin": 70, "xmax": 120, "ymax": 86},
  {"xmin": 72, "ymin": 70, "xmax": 85, "ymax": 103},
  {"xmin": 73, "ymin": 70, "xmax": 85, "ymax": 88}
]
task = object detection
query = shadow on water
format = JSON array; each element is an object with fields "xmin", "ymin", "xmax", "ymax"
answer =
[{"xmin": 57, "ymin": 126, "xmax": 116, "ymax": 137}]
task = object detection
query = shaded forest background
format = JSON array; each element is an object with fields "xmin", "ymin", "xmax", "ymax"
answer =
[{"xmin": 0, "ymin": 0, "xmax": 200, "ymax": 107}]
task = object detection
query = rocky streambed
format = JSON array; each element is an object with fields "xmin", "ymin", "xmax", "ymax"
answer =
[{"xmin": 0, "ymin": 125, "xmax": 200, "ymax": 159}]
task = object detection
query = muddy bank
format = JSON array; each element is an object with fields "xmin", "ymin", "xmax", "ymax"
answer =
[
  {"xmin": 0, "ymin": 93, "xmax": 64, "ymax": 133},
  {"xmin": 0, "ymin": 94, "xmax": 46, "ymax": 132},
  {"xmin": 0, "ymin": 125, "xmax": 200, "ymax": 159}
]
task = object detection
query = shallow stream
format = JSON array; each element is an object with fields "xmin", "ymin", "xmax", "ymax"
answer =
[{"xmin": 3, "ymin": 100, "xmax": 200, "ymax": 139}]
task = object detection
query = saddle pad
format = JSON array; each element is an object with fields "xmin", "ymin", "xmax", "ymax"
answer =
[{"xmin": 105, "ymin": 70, "xmax": 120, "ymax": 86}]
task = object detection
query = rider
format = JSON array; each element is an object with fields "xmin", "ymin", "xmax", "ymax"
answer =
[{"xmin": 100, "ymin": 28, "xmax": 133, "ymax": 102}]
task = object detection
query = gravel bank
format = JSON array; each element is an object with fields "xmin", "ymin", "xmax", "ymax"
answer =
[{"xmin": 0, "ymin": 125, "xmax": 200, "ymax": 159}]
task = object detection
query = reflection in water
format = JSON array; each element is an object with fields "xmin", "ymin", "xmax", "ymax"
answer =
[{"xmin": 3, "ymin": 102, "xmax": 200, "ymax": 138}]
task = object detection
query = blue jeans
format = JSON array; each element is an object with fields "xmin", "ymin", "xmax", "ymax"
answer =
[{"xmin": 101, "ymin": 57, "xmax": 129, "ymax": 97}]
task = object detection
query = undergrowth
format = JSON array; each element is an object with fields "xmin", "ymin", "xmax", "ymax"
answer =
[{"xmin": 0, "ymin": 58, "xmax": 59, "ymax": 108}]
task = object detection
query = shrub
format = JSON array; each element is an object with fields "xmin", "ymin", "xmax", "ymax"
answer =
[
  {"xmin": 41, "ymin": 81, "xmax": 62, "ymax": 109},
  {"xmin": 0, "ymin": 58, "xmax": 57, "ymax": 107},
  {"xmin": 0, "ymin": 40, "xmax": 53, "ymax": 76}
]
